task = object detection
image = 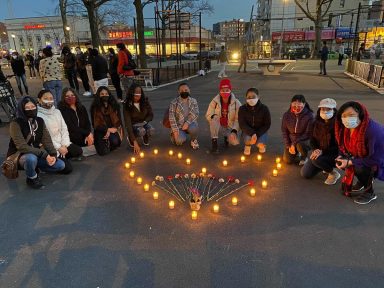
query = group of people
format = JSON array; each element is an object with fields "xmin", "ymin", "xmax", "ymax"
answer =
[{"xmin": 5, "ymin": 73, "xmax": 384, "ymax": 205}]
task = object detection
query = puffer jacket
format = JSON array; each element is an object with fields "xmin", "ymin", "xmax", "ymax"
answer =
[
  {"xmin": 238, "ymin": 100, "xmax": 271, "ymax": 137},
  {"xmin": 281, "ymin": 106, "xmax": 314, "ymax": 148},
  {"xmin": 37, "ymin": 106, "xmax": 71, "ymax": 150},
  {"xmin": 205, "ymin": 94, "xmax": 241, "ymax": 132}
]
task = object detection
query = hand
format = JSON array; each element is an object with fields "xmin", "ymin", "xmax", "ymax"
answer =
[
  {"xmin": 172, "ymin": 130, "xmax": 179, "ymax": 142},
  {"xmin": 336, "ymin": 158, "xmax": 349, "ymax": 170},
  {"xmin": 85, "ymin": 133, "xmax": 94, "ymax": 146},
  {"xmin": 182, "ymin": 122, "xmax": 189, "ymax": 131},
  {"xmin": 228, "ymin": 132, "xmax": 237, "ymax": 144},
  {"xmin": 133, "ymin": 140, "xmax": 141, "ymax": 154},
  {"xmin": 58, "ymin": 146, "xmax": 68, "ymax": 157},
  {"xmin": 108, "ymin": 127, "xmax": 118, "ymax": 134},
  {"xmin": 46, "ymin": 155, "xmax": 56, "ymax": 166},
  {"xmin": 310, "ymin": 149, "xmax": 322, "ymax": 160},
  {"xmin": 288, "ymin": 145, "xmax": 296, "ymax": 155},
  {"xmin": 250, "ymin": 134, "xmax": 257, "ymax": 145},
  {"xmin": 103, "ymin": 131, "xmax": 110, "ymax": 139}
]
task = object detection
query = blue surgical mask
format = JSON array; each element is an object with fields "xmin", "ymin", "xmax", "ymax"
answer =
[
  {"xmin": 342, "ymin": 116, "xmax": 360, "ymax": 129},
  {"xmin": 320, "ymin": 110, "xmax": 334, "ymax": 120}
]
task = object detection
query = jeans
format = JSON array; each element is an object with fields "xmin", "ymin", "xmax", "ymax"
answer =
[
  {"xmin": 133, "ymin": 122, "xmax": 154, "ymax": 138},
  {"xmin": 15, "ymin": 74, "xmax": 29, "ymax": 95},
  {"xmin": 218, "ymin": 62, "xmax": 227, "ymax": 77},
  {"xmin": 120, "ymin": 76, "xmax": 134, "ymax": 94},
  {"xmin": 171, "ymin": 122, "xmax": 199, "ymax": 146},
  {"xmin": 66, "ymin": 68, "xmax": 79, "ymax": 91},
  {"xmin": 43, "ymin": 80, "xmax": 63, "ymax": 105},
  {"xmin": 283, "ymin": 141, "xmax": 310, "ymax": 164},
  {"xmin": 208, "ymin": 117, "xmax": 239, "ymax": 145},
  {"xmin": 111, "ymin": 74, "xmax": 123, "ymax": 100},
  {"xmin": 243, "ymin": 133, "xmax": 268, "ymax": 146},
  {"xmin": 300, "ymin": 152, "xmax": 337, "ymax": 178},
  {"xmin": 18, "ymin": 153, "xmax": 65, "ymax": 178},
  {"xmin": 28, "ymin": 66, "xmax": 36, "ymax": 77}
]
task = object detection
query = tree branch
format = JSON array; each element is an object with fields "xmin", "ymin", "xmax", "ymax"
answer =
[{"xmin": 294, "ymin": 0, "xmax": 315, "ymax": 21}]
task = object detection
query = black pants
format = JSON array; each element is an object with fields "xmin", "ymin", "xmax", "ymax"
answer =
[
  {"xmin": 66, "ymin": 143, "xmax": 83, "ymax": 159},
  {"xmin": 320, "ymin": 60, "xmax": 327, "ymax": 75},
  {"xmin": 301, "ymin": 152, "xmax": 337, "ymax": 178},
  {"xmin": 78, "ymin": 69, "xmax": 90, "ymax": 92},
  {"xmin": 28, "ymin": 65, "xmax": 36, "ymax": 77},
  {"xmin": 283, "ymin": 141, "xmax": 310, "ymax": 164},
  {"xmin": 355, "ymin": 166, "xmax": 376, "ymax": 189},
  {"xmin": 66, "ymin": 69, "xmax": 79, "ymax": 91},
  {"xmin": 94, "ymin": 130, "xmax": 121, "ymax": 156},
  {"xmin": 338, "ymin": 54, "xmax": 343, "ymax": 65},
  {"xmin": 111, "ymin": 74, "xmax": 123, "ymax": 100}
]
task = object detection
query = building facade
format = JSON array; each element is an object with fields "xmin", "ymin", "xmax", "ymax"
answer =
[{"xmin": 212, "ymin": 19, "xmax": 246, "ymax": 41}]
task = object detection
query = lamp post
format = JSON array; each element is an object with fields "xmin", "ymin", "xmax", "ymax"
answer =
[
  {"xmin": 279, "ymin": 0, "xmax": 288, "ymax": 59},
  {"xmin": 65, "ymin": 26, "xmax": 71, "ymax": 45},
  {"xmin": 11, "ymin": 34, "xmax": 16, "ymax": 51}
]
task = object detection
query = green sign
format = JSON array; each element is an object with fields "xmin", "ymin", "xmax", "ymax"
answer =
[{"xmin": 144, "ymin": 31, "xmax": 154, "ymax": 37}]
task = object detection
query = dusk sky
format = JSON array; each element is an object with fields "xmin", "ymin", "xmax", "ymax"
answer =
[{"xmin": 0, "ymin": 0, "xmax": 256, "ymax": 29}]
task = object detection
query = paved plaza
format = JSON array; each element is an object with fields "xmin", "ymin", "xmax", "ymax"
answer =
[{"xmin": 0, "ymin": 60, "xmax": 383, "ymax": 287}]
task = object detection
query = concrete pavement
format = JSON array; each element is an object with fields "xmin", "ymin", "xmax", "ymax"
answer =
[{"xmin": 0, "ymin": 62, "xmax": 384, "ymax": 287}]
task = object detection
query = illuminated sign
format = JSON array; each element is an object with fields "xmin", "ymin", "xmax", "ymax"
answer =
[
  {"xmin": 24, "ymin": 24, "xmax": 46, "ymax": 30},
  {"xmin": 108, "ymin": 30, "xmax": 154, "ymax": 39}
]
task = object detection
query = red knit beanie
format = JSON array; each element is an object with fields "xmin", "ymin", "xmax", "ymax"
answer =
[{"xmin": 219, "ymin": 78, "xmax": 232, "ymax": 90}]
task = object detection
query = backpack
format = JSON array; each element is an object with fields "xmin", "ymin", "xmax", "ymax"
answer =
[
  {"xmin": 162, "ymin": 108, "xmax": 171, "ymax": 128},
  {"xmin": 122, "ymin": 50, "xmax": 137, "ymax": 71}
]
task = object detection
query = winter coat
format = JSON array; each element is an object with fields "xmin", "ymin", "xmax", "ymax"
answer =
[
  {"xmin": 7, "ymin": 117, "xmax": 56, "ymax": 158},
  {"xmin": 169, "ymin": 96, "xmax": 199, "ymax": 133},
  {"xmin": 281, "ymin": 106, "xmax": 314, "ymax": 148},
  {"xmin": 309, "ymin": 114, "xmax": 338, "ymax": 156},
  {"xmin": 238, "ymin": 100, "xmax": 271, "ymax": 137},
  {"xmin": 109, "ymin": 54, "xmax": 119, "ymax": 76},
  {"xmin": 91, "ymin": 105, "xmax": 122, "ymax": 134},
  {"xmin": 91, "ymin": 55, "xmax": 108, "ymax": 81},
  {"xmin": 320, "ymin": 46, "xmax": 329, "ymax": 61},
  {"xmin": 63, "ymin": 52, "xmax": 77, "ymax": 70},
  {"xmin": 37, "ymin": 106, "xmax": 71, "ymax": 150},
  {"xmin": 117, "ymin": 49, "xmax": 135, "ymax": 77},
  {"xmin": 123, "ymin": 98, "xmax": 154, "ymax": 142},
  {"xmin": 58, "ymin": 104, "xmax": 92, "ymax": 147},
  {"xmin": 11, "ymin": 57, "xmax": 26, "ymax": 76},
  {"xmin": 75, "ymin": 52, "xmax": 87, "ymax": 70},
  {"xmin": 39, "ymin": 56, "xmax": 62, "ymax": 82},
  {"xmin": 206, "ymin": 94, "xmax": 241, "ymax": 132}
]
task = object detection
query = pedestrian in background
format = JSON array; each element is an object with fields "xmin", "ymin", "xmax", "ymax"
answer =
[
  {"xmin": 319, "ymin": 41, "xmax": 329, "ymax": 75},
  {"xmin": 338, "ymin": 42, "xmax": 345, "ymax": 66},
  {"xmin": 84, "ymin": 42, "xmax": 96, "ymax": 94},
  {"xmin": 75, "ymin": 47, "xmax": 91, "ymax": 96},
  {"xmin": 90, "ymin": 49, "xmax": 109, "ymax": 91},
  {"xmin": 238, "ymin": 45, "xmax": 248, "ymax": 73},
  {"xmin": 116, "ymin": 42, "xmax": 135, "ymax": 94},
  {"xmin": 108, "ymin": 47, "xmax": 123, "ymax": 102},
  {"xmin": 62, "ymin": 46, "xmax": 80, "ymax": 93},
  {"xmin": 10, "ymin": 51, "xmax": 29, "ymax": 96},
  {"xmin": 356, "ymin": 43, "xmax": 365, "ymax": 61},
  {"xmin": 35, "ymin": 49, "xmax": 43, "ymax": 78},
  {"xmin": 217, "ymin": 45, "xmax": 228, "ymax": 78},
  {"xmin": 25, "ymin": 52, "xmax": 36, "ymax": 79}
]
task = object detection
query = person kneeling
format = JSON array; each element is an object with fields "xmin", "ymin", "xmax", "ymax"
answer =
[
  {"xmin": 301, "ymin": 98, "xmax": 340, "ymax": 185},
  {"xmin": 7, "ymin": 96, "xmax": 65, "ymax": 189}
]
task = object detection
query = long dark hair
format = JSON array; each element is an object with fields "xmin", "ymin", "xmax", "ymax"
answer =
[
  {"xmin": 91, "ymin": 86, "xmax": 119, "ymax": 111},
  {"xmin": 58, "ymin": 87, "xmax": 83, "ymax": 110},
  {"xmin": 125, "ymin": 83, "xmax": 146, "ymax": 111},
  {"xmin": 289, "ymin": 94, "xmax": 313, "ymax": 112}
]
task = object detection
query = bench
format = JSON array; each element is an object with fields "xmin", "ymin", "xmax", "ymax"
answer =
[
  {"xmin": 133, "ymin": 69, "xmax": 153, "ymax": 88},
  {"xmin": 255, "ymin": 60, "xmax": 296, "ymax": 76}
]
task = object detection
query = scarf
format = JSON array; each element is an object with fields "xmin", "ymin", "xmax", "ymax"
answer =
[{"xmin": 312, "ymin": 117, "xmax": 335, "ymax": 150}]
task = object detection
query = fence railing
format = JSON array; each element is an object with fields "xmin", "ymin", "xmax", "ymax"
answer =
[
  {"xmin": 150, "ymin": 61, "xmax": 200, "ymax": 86},
  {"xmin": 346, "ymin": 59, "xmax": 384, "ymax": 88}
]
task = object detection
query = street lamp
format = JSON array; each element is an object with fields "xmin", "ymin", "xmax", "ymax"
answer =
[
  {"xmin": 11, "ymin": 34, "xmax": 16, "ymax": 50},
  {"xmin": 279, "ymin": 0, "xmax": 288, "ymax": 59},
  {"xmin": 65, "ymin": 26, "xmax": 71, "ymax": 44}
]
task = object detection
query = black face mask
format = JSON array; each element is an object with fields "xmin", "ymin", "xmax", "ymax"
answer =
[
  {"xmin": 24, "ymin": 108, "xmax": 37, "ymax": 119},
  {"xmin": 180, "ymin": 92, "xmax": 189, "ymax": 99},
  {"xmin": 100, "ymin": 96, "xmax": 109, "ymax": 104}
]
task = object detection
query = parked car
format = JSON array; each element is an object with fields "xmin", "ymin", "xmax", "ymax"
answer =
[
  {"xmin": 197, "ymin": 51, "xmax": 219, "ymax": 60},
  {"xmin": 167, "ymin": 53, "xmax": 189, "ymax": 60},
  {"xmin": 181, "ymin": 51, "xmax": 199, "ymax": 60},
  {"xmin": 284, "ymin": 47, "xmax": 311, "ymax": 60}
]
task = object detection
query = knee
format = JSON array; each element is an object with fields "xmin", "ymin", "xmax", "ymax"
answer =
[
  {"xmin": 300, "ymin": 164, "xmax": 313, "ymax": 179},
  {"xmin": 136, "ymin": 127, "xmax": 146, "ymax": 137},
  {"xmin": 24, "ymin": 154, "xmax": 38, "ymax": 166},
  {"xmin": 146, "ymin": 126, "xmax": 155, "ymax": 136}
]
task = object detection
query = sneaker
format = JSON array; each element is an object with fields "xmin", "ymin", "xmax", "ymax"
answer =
[
  {"xmin": 83, "ymin": 91, "xmax": 92, "ymax": 97},
  {"xmin": 244, "ymin": 145, "xmax": 251, "ymax": 156},
  {"xmin": 191, "ymin": 139, "xmax": 199, "ymax": 150},
  {"xmin": 324, "ymin": 170, "xmax": 341, "ymax": 185},
  {"xmin": 354, "ymin": 192, "xmax": 377, "ymax": 205},
  {"xmin": 143, "ymin": 134, "xmax": 150, "ymax": 146},
  {"xmin": 26, "ymin": 177, "xmax": 44, "ymax": 189},
  {"xmin": 211, "ymin": 138, "xmax": 219, "ymax": 153},
  {"xmin": 352, "ymin": 181, "xmax": 364, "ymax": 192},
  {"xmin": 299, "ymin": 158, "xmax": 308, "ymax": 166},
  {"xmin": 257, "ymin": 143, "xmax": 266, "ymax": 154}
]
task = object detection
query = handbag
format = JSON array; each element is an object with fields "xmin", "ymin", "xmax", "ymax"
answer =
[{"xmin": 1, "ymin": 152, "xmax": 21, "ymax": 179}]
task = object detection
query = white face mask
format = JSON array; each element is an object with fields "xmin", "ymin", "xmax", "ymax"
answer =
[
  {"xmin": 342, "ymin": 116, "xmax": 360, "ymax": 129},
  {"xmin": 320, "ymin": 110, "xmax": 334, "ymax": 120},
  {"xmin": 247, "ymin": 98, "xmax": 258, "ymax": 106},
  {"xmin": 12, "ymin": 55, "xmax": 17, "ymax": 59}
]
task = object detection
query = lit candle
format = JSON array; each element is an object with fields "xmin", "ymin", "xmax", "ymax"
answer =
[
  {"xmin": 273, "ymin": 169, "xmax": 278, "ymax": 177},
  {"xmin": 186, "ymin": 158, "xmax": 191, "ymax": 165},
  {"xmin": 144, "ymin": 184, "xmax": 150, "ymax": 191},
  {"xmin": 169, "ymin": 200, "xmax": 175, "ymax": 209},
  {"xmin": 201, "ymin": 167, "xmax": 207, "ymax": 174},
  {"xmin": 257, "ymin": 154, "xmax": 262, "ymax": 161},
  {"xmin": 191, "ymin": 210, "xmax": 198, "ymax": 220},
  {"xmin": 130, "ymin": 157, "xmax": 136, "ymax": 164},
  {"xmin": 276, "ymin": 157, "xmax": 281, "ymax": 164},
  {"xmin": 136, "ymin": 177, "xmax": 143, "ymax": 185},
  {"xmin": 277, "ymin": 163, "xmax": 282, "ymax": 170},
  {"xmin": 124, "ymin": 162, "xmax": 130, "ymax": 169},
  {"xmin": 129, "ymin": 171, "xmax": 135, "ymax": 178},
  {"xmin": 262, "ymin": 180, "xmax": 268, "ymax": 189},
  {"xmin": 177, "ymin": 152, "xmax": 183, "ymax": 159},
  {"xmin": 213, "ymin": 204, "xmax": 220, "ymax": 213},
  {"xmin": 139, "ymin": 152, "xmax": 145, "ymax": 159},
  {"xmin": 232, "ymin": 196, "xmax": 238, "ymax": 206},
  {"xmin": 240, "ymin": 156, "xmax": 246, "ymax": 163},
  {"xmin": 168, "ymin": 150, "xmax": 174, "ymax": 156},
  {"xmin": 153, "ymin": 149, "xmax": 159, "ymax": 155},
  {"xmin": 222, "ymin": 160, "xmax": 228, "ymax": 167},
  {"xmin": 153, "ymin": 191, "xmax": 159, "ymax": 200},
  {"xmin": 250, "ymin": 188, "xmax": 256, "ymax": 196}
]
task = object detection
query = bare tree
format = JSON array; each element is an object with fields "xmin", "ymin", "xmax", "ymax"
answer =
[
  {"xmin": 294, "ymin": 0, "xmax": 334, "ymax": 58},
  {"xmin": 59, "ymin": 0, "xmax": 71, "ymax": 44}
]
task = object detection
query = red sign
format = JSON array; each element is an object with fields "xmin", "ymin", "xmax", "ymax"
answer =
[
  {"xmin": 305, "ymin": 29, "xmax": 335, "ymax": 40},
  {"xmin": 108, "ymin": 31, "xmax": 134, "ymax": 39},
  {"xmin": 272, "ymin": 31, "xmax": 305, "ymax": 42},
  {"xmin": 24, "ymin": 24, "xmax": 45, "ymax": 30}
]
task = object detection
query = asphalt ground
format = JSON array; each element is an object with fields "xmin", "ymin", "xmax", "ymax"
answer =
[{"xmin": 0, "ymin": 60, "xmax": 384, "ymax": 287}]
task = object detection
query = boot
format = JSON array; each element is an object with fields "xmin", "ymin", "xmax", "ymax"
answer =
[
  {"xmin": 26, "ymin": 176, "xmax": 44, "ymax": 189},
  {"xmin": 211, "ymin": 138, "xmax": 219, "ymax": 153}
]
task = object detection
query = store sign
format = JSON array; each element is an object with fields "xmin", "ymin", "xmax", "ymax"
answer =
[
  {"xmin": 272, "ymin": 31, "xmax": 305, "ymax": 42},
  {"xmin": 305, "ymin": 29, "xmax": 335, "ymax": 40},
  {"xmin": 108, "ymin": 30, "xmax": 154, "ymax": 39},
  {"xmin": 335, "ymin": 27, "xmax": 355, "ymax": 39},
  {"xmin": 24, "ymin": 24, "xmax": 45, "ymax": 30}
]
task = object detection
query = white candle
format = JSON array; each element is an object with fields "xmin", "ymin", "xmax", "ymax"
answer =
[
  {"xmin": 153, "ymin": 191, "xmax": 159, "ymax": 200},
  {"xmin": 129, "ymin": 171, "xmax": 135, "ymax": 178},
  {"xmin": 273, "ymin": 169, "xmax": 278, "ymax": 177},
  {"xmin": 124, "ymin": 162, "xmax": 130, "ymax": 169},
  {"xmin": 276, "ymin": 157, "xmax": 281, "ymax": 164},
  {"xmin": 223, "ymin": 160, "xmax": 228, "ymax": 167},
  {"xmin": 257, "ymin": 154, "xmax": 262, "ymax": 161},
  {"xmin": 136, "ymin": 177, "xmax": 143, "ymax": 185},
  {"xmin": 186, "ymin": 158, "xmax": 191, "ymax": 165},
  {"xmin": 153, "ymin": 149, "xmax": 159, "ymax": 155},
  {"xmin": 277, "ymin": 163, "xmax": 282, "ymax": 170},
  {"xmin": 169, "ymin": 200, "xmax": 175, "ymax": 209},
  {"xmin": 168, "ymin": 150, "xmax": 174, "ymax": 156},
  {"xmin": 232, "ymin": 196, "xmax": 238, "ymax": 206},
  {"xmin": 250, "ymin": 188, "xmax": 256, "ymax": 196},
  {"xmin": 177, "ymin": 152, "xmax": 183, "ymax": 159},
  {"xmin": 201, "ymin": 167, "xmax": 207, "ymax": 174},
  {"xmin": 213, "ymin": 204, "xmax": 220, "ymax": 213},
  {"xmin": 191, "ymin": 211, "xmax": 198, "ymax": 220},
  {"xmin": 130, "ymin": 157, "xmax": 136, "ymax": 164},
  {"xmin": 262, "ymin": 180, "xmax": 268, "ymax": 189},
  {"xmin": 139, "ymin": 152, "xmax": 145, "ymax": 159},
  {"xmin": 240, "ymin": 156, "xmax": 246, "ymax": 163},
  {"xmin": 144, "ymin": 184, "xmax": 150, "ymax": 191}
]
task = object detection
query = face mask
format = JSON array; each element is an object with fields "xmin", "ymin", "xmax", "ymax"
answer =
[
  {"xmin": 24, "ymin": 108, "xmax": 37, "ymax": 119},
  {"xmin": 39, "ymin": 53, "xmax": 43, "ymax": 57},
  {"xmin": 12, "ymin": 55, "xmax": 17, "ymax": 59},
  {"xmin": 180, "ymin": 92, "xmax": 189, "ymax": 99},
  {"xmin": 41, "ymin": 100, "xmax": 54, "ymax": 109},
  {"xmin": 342, "ymin": 116, "xmax": 360, "ymax": 129},
  {"xmin": 220, "ymin": 92, "xmax": 231, "ymax": 99},
  {"xmin": 247, "ymin": 98, "xmax": 258, "ymax": 106},
  {"xmin": 291, "ymin": 104, "xmax": 304, "ymax": 114},
  {"xmin": 320, "ymin": 110, "xmax": 334, "ymax": 120},
  {"xmin": 65, "ymin": 96, "xmax": 76, "ymax": 106},
  {"xmin": 100, "ymin": 96, "xmax": 109, "ymax": 104}
]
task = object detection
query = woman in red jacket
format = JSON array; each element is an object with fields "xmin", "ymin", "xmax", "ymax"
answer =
[{"xmin": 116, "ymin": 43, "xmax": 135, "ymax": 95}]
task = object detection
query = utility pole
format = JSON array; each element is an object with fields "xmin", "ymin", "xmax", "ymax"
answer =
[{"xmin": 352, "ymin": 2, "xmax": 362, "ymax": 59}]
